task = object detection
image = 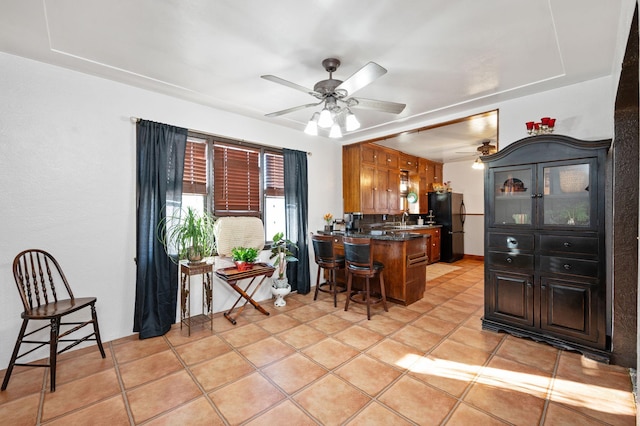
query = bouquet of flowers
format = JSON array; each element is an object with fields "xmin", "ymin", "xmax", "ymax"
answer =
[{"xmin": 323, "ymin": 213, "xmax": 333, "ymax": 225}]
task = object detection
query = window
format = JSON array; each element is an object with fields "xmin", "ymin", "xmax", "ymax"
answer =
[
  {"xmin": 182, "ymin": 140, "xmax": 207, "ymax": 195},
  {"xmin": 180, "ymin": 133, "xmax": 284, "ymax": 241},
  {"xmin": 263, "ymin": 152, "xmax": 285, "ymax": 239},
  {"xmin": 213, "ymin": 144, "xmax": 260, "ymax": 216}
]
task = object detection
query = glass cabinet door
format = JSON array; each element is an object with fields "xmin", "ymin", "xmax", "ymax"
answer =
[
  {"xmin": 490, "ymin": 166, "xmax": 534, "ymax": 226},
  {"xmin": 539, "ymin": 160, "xmax": 595, "ymax": 228}
]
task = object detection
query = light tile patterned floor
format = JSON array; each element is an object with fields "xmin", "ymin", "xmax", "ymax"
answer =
[{"xmin": 0, "ymin": 259, "xmax": 635, "ymax": 425}]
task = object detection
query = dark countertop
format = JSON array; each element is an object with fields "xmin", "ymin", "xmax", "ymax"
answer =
[{"xmin": 318, "ymin": 230, "xmax": 429, "ymax": 241}]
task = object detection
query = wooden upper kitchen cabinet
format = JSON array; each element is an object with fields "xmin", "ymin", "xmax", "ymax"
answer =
[
  {"xmin": 400, "ymin": 153, "xmax": 418, "ymax": 173},
  {"xmin": 344, "ymin": 143, "xmax": 442, "ymax": 215},
  {"xmin": 417, "ymin": 158, "xmax": 442, "ymax": 214},
  {"xmin": 343, "ymin": 144, "xmax": 401, "ymax": 214}
]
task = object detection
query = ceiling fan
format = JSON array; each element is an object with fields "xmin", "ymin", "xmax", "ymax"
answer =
[
  {"xmin": 456, "ymin": 139, "xmax": 498, "ymax": 156},
  {"xmin": 455, "ymin": 139, "xmax": 497, "ymax": 169},
  {"xmin": 261, "ymin": 58, "xmax": 406, "ymax": 137}
]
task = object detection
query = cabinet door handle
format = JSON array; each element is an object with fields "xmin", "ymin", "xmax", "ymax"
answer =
[
  {"xmin": 526, "ymin": 281, "xmax": 532, "ymax": 287},
  {"xmin": 563, "ymin": 264, "xmax": 572, "ymax": 270},
  {"xmin": 505, "ymin": 257, "xmax": 513, "ymax": 263},
  {"xmin": 537, "ymin": 193, "xmax": 543, "ymax": 198},
  {"xmin": 387, "ymin": 189, "xmax": 392, "ymax": 192},
  {"xmin": 563, "ymin": 242, "xmax": 572, "ymax": 247},
  {"xmin": 373, "ymin": 187, "xmax": 377, "ymax": 191},
  {"xmin": 530, "ymin": 194, "xmax": 537, "ymax": 199}
]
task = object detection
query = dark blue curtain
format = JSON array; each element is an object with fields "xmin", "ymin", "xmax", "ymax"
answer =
[
  {"xmin": 284, "ymin": 149, "xmax": 310, "ymax": 293},
  {"xmin": 134, "ymin": 120, "xmax": 187, "ymax": 339}
]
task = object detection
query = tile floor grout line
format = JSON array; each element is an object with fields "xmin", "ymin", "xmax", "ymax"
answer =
[
  {"xmin": 36, "ymin": 367, "xmax": 47, "ymax": 426},
  {"xmin": 538, "ymin": 349, "xmax": 563, "ymax": 426},
  {"xmin": 108, "ymin": 341, "xmax": 136, "ymax": 426},
  {"xmin": 161, "ymin": 334, "xmax": 233, "ymax": 425}
]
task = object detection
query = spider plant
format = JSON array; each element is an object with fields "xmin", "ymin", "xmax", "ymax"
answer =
[{"xmin": 158, "ymin": 207, "xmax": 216, "ymax": 263}]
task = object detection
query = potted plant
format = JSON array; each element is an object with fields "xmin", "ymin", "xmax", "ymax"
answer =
[
  {"xmin": 231, "ymin": 247, "xmax": 259, "ymax": 271},
  {"xmin": 269, "ymin": 232, "xmax": 298, "ymax": 288},
  {"xmin": 158, "ymin": 207, "xmax": 216, "ymax": 263},
  {"xmin": 323, "ymin": 213, "xmax": 333, "ymax": 232}
]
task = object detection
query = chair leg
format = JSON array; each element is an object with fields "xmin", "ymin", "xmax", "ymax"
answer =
[
  {"xmin": 313, "ymin": 266, "xmax": 322, "ymax": 301},
  {"xmin": 49, "ymin": 318, "xmax": 60, "ymax": 392},
  {"xmin": 379, "ymin": 272, "xmax": 388, "ymax": 312},
  {"xmin": 1, "ymin": 319, "xmax": 29, "ymax": 391},
  {"xmin": 91, "ymin": 304, "xmax": 106, "ymax": 358},
  {"xmin": 344, "ymin": 271, "xmax": 353, "ymax": 312}
]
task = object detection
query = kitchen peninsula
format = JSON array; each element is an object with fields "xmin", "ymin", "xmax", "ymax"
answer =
[{"xmin": 319, "ymin": 226, "xmax": 439, "ymax": 305}]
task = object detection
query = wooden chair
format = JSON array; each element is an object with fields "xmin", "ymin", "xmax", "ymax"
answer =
[
  {"xmin": 2, "ymin": 249, "xmax": 106, "ymax": 392},
  {"xmin": 311, "ymin": 233, "xmax": 346, "ymax": 307},
  {"xmin": 343, "ymin": 237, "xmax": 388, "ymax": 320}
]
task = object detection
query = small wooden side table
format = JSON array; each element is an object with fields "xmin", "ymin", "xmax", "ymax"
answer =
[
  {"xmin": 180, "ymin": 261, "xmax": 213, "ymax": 335},
  {"xmin": 215, "ymin": 262, "xmax": 275, "ymax": 325}
]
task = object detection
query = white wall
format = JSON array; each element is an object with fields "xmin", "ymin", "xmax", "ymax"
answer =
[
  {"xmin": 0, "ymin": 52, "xmax": 343, "ymax": 367},
  {"xmin": 0, "ymin": 50, "xmax": 617, "ymax": 368},
  {"xmin": 442, "ymin": 76, "xmax": 615, "ymax": 257}
]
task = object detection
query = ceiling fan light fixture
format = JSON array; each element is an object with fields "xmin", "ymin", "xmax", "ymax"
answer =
[
  {"xmin": 304, "ymin": 112, "xmax": 319, "ymax": 135},
  {"xmin": 472, "ymin": 157, "xmax": 485, "ymax": 170},
  {"xmin": 318, "ymin": 108, "xmax": 333, "ymax": 128},
  {"xmin": 329, "ymin": 123, "xmax": 342, "ymax": 138},
  {"xmin": 345, "ymin": 109, "xmax": 360, "ymax": 131}
]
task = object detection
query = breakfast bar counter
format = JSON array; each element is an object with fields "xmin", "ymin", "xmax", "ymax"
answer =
[{"xmin": 319, "ymin": 230, "xmax": 431, "ymax": 305}]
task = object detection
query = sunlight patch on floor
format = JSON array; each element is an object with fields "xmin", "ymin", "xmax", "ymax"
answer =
[{"xmin": 397, "ymin": 353, "xmax": 635, "ymax": 416}]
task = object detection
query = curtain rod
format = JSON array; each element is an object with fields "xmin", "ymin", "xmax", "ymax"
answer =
[{"xmin": 129, "ymin": 116, "xmax": 312, "ymax": 155}]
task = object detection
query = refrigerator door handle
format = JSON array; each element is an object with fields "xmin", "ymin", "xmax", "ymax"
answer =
[{"xmin": 460, "ymin": 200, "xmax": 466, "ymax": 227}]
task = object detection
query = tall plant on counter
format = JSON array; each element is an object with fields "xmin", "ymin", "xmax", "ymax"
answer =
[{"xmin": 269, "ymin": 232, "xmax": 298, "ymax": 287}]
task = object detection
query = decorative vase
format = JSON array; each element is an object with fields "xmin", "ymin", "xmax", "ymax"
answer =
[
  {"xmin": 187, "ymin": 247, "xmax": 204, "ymax": 264},
  {"xmin": 271, "ymin": 278, "xmax": 291, "ymax": 307},
  {"xmin": 324, "ymin": 224, "xmax": 333, "ymax": 232}
]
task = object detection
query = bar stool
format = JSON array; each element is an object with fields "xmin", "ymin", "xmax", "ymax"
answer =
[
  {"xmin": 343, "ymin": 236, "xmax": 388, "ymax": 320},
  {"xmin": 311, "ymin": 233, "xmax": 346, "ymax": 307}
]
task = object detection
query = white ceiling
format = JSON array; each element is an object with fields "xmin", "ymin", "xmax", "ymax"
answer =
[{"xmin": 0, "ymin": 0, "xmax": 631, "ymax": 162}]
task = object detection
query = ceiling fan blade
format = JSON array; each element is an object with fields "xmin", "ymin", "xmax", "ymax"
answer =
[
  {"xmin": 350, "ymin": 97, "xmax": 406, "ymax": 114},
  {"xmin": 261, "ymin": 75, "xmax": 321, "ymax": 97},
  {"xmin": 335, "ymin": 62, "xmax": 387, "ymax": 96},
  {"xmin": 265, "ymin": 101, "xmax": 323, "ymax": 117}
]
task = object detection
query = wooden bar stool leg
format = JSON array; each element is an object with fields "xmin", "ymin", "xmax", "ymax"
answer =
[
  {"xmin": 330, "ymin": 269, "xmax": 337, "ymax": 308},
  {"xmin": 379, "ymin": 272, "xmax": 388, "ymax": 312},
  {"xmin": 365, "ymin": 277, "xmax": 371, "ymax": 320},
  {"xmin": 313, "ymin": 266, "xmax": 322, "ymax": 301},
  {"xmin": 344, "ymin": 272, "xmax": 353, "ymax": 312}
]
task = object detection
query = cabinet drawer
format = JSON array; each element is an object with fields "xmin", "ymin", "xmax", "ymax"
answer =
[
  {"xmin": 539, "ymin": 235, "xmax": 598, "ymax": 256},
  {"xmin": 539, "ymin": 256, "xmax": 598, "ymax": 278},
  {"xmin": 488, "ymin": 232, "xmax": 534, "ymax": 251},
  {"xmin": 487, "ymin": 251, "xmax": 534, "ymax": 270}
]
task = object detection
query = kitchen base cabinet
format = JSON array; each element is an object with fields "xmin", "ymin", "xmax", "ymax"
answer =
[
  {"xmin": 405, "ymin": 226, "xmax": 441, "ymax": 264},
  {"xmin": 481, "ymin": 135, "xmax": 611, "ymax": 363}
]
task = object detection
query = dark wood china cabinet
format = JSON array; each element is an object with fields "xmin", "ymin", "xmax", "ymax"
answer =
[{"xmin": 482, "ymin": 134, "xmax": 611, "ymax": 362}]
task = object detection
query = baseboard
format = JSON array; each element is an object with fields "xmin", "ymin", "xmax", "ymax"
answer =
[{"xmin": 463, "ymin": 254, "xmax": 484, "ymax": 261}]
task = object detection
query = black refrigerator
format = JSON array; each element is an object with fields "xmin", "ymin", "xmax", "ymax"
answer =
[{"xmin": 429, "ymin": 192, "xmax": 465, "ymax": 262}]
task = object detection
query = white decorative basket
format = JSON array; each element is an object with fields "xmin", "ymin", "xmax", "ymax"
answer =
[{"xmin": 559, "ymin": 169, "xmax": 588, "ymax": 193}]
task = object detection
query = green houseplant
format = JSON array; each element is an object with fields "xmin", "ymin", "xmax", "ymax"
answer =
[
  {"xmin": 231, "ymin": 247, "xmax": 259, "ymax": 271},
  {"xmin": 269, "ymin": 232, "xmax": 298, "ymax": 287},
  {"xmin": 158, "ymin": 207, "xmax": 216, "ymax": 263}
]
